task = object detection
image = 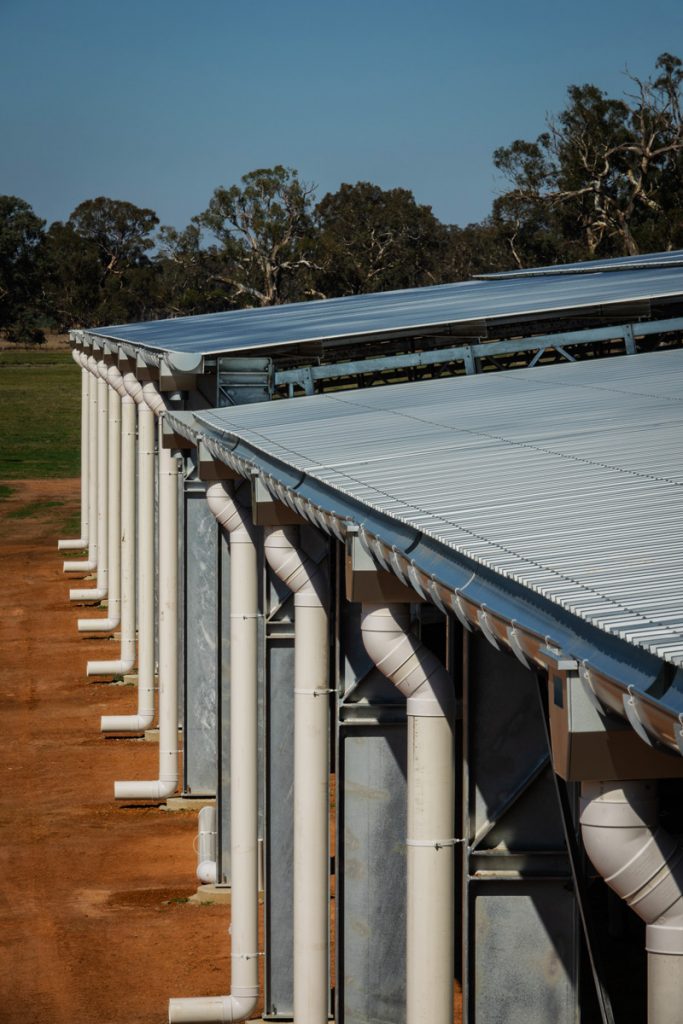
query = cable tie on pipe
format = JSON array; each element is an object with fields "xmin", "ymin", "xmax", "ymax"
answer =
[
  {"xmin": 229, "ymin": 613, "xmax": 259, "ymax": 620},
  {"xmin": 230, "ymin": 952, "xmax": 264, "ymax": 960},
  {"xmin": 405, "ymin": 838, "xmax": 465, "ymax": 849}
]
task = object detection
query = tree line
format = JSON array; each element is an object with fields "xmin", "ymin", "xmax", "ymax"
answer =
[{"xmin": 1, "ymin": 53, "xmax": 681, "ymax": 343}]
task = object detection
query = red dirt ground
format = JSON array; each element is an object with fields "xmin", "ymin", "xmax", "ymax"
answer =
[
  {"xmin": 0, "ymin": 479, "xmax": 237, "ymax": 1024},
  {"xmin": 0, "ymin": 479, "xmax": 461, "ymax": 1024}
]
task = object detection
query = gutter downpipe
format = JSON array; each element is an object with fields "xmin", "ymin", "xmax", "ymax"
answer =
[
  {"xmin": 169, "ymin": 481, "xmax": 259, "ymax": 1023},
  {"xmin": 580, "ymin": 782, "xmax": 683, "ymax": 1024},
  {"xmin": 114, "ymin": 382, "xmax": 179, "ymax": 799},
  {"xmin": 58, "ymin": 348, "xmax": 90, "ymax": 552},
  {"xmin": 263, "ymin": 526, "xmax": 330, "ymax": 1024},
  {"xmin": 78, "ymin": 362, "xmax": 122, "ymax": 632},
  {"xmin": 70, "ymin": 356, "xmax": 109, "ymax": 602},
  {"xmin": 87, "ymin": 365, "xmax": 136, "ymax": 672},
  {"xmin": 101, "ymin": 372, "xmax": 155, "ymax": 730},
  {"xmin": 361, "ymin": 603, "xmax": 455, "ymax": 1024},
  {"xmin": 64, "ymin": 352, "xmax": 98, "ymax": 573}
]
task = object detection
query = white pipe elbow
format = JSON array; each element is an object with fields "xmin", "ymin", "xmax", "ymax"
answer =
[
  {"xmin": 114, "ymin": 776, "xmax": 177, "ymax": 801},
  {"xmin": 264, "ymin": 526, "xmax": 328, "ymax": 607},
  {"xmin": 205, "ymin": 482, "xmax": 254, "ymax": 540},
  {"xmin": 196, "ymin": 860, "xmax": 218, "ymax": 885},
  {"xmin": 107, "ymin": 364, "xmax": 129, "ymax": 398},
  {"xmin": 142, "ymin": 381, "xmax": 166, "ymax": 416},
  {"xmin": 70, "ymin": 586, "xmax": 107, "ymax": 602},
  {"xmin": 168, "ymin": 993, "xmax": 258, "ymax": 1023},
  {"xmin": 101, "ymin": 711, "xmax": 154, "ymax": 732},
  {"xmin": 58, "ymin": 537, "xmax": 88, "ymax": 551},
  {"xmin": 88, "ymin": 655, "xmax": 135, "ymax": 676},
  {"xmin": 123, "ymin": 371, "xmax": 145, "ymax": 405},
  {"xmin": 78, "ymin": 614, "xmax": 120, "ymax": 633},
  {"xmin": 196, "ymin": 804, "xmax": 218, "ymax": 883},
  {"xmin": 580, "ymin": 782, "xmax": 683, "ymax": 955},
  {"xmin": 361, "ymin": 604, "xmax": 454, "ymax": 718},
  {"xmin": 63, "ymin": 558, "xmax": 96, "ymax": 572}
]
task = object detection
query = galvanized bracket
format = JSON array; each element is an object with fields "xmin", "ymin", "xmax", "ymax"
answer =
[
  {"xmin": 623, "ymin": 323, "xmax": 637, "ymax": 355},
  {"xmin": 477, "ymin": 605, "xmax": 500, "ymax": 650},
  {"xmin": 578, "ymin": 661, "xmax": 606, "ymax": 714},
  {"xmin": 449, "ymin": 591, "xmax": 473, "ymax": 632},
  {"xmin": 506, "ymin": 622, "xmax": 531, "ymax": 668},
  {"xmin": 675, "ymin": 715, "xmax": 683, "ymax": 757},
  {"xmin": 623, "ymin": 685, "xmax": 656, "ymax": 747}
]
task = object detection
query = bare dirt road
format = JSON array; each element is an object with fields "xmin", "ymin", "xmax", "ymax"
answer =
[{"xmin": 0, "ymin": 480, "xmax": 232, "ymax": 1024}]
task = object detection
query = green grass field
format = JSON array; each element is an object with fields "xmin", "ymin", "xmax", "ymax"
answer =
[{"xmin": 0, "ymin": 350, "xmax": 81, "ymax": 479}]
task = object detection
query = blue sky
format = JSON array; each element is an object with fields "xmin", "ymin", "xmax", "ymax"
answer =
[{"xmin": 1, "ymin": 0, "xmax": 681, "ymax": 231}]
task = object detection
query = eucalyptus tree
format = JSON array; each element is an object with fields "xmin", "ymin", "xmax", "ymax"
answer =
[
  {"xmin": 493, "ymin": 53, "xmax": 683, "ymax": 264},
  {"xmin": 195, "ymin": 166, "xmax": 319, "ymax": 306},
  {"xmin": 46, "ymin": 197, "xmax": 160, "ymax": 327},
  {"xmin": 314, "ymin": 181, "xmax": 448, "ymax": 296},
  {"xmin": 0, "ymin": 195, "xmax": 47, "ymax": 342}
]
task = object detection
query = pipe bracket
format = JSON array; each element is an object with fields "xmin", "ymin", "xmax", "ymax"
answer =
[
  {"xmin": 506, "ymin": 622, "xmax": 531, "ymax": 668},
  {"xmin": 477, "ymin": 605, "xmax": 500, "ymax": 649},
  {"xmin": 406, "ymin": 837, "xmax": 466, "ymax": 849},
  {"xmin": 450, "ymin": 591, "xmax": 473, "ymax": 632},
  {"xmin": 623, "ymin": 686, "xmax": 656, "ymax": 747}
]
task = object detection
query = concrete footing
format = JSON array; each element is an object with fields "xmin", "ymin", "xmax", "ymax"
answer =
[
  {"xmin": 163, "ymin": 796, "xmax": 216, "ymax": 812},
  {"xmin": 190, "ymin": 883, "xmax": 231, "ymax": 905},
  {"xmin": 144, "ymin": 724, "xmax": 181, "ymax": 743}
]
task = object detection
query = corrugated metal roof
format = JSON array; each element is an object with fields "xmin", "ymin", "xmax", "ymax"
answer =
[
  {"xmin": 89, "ymin": 264, "xmax": 683, "ymax": 358},
  {"xmin": 195, "ymin": 349, "xmax": 683, "ymax": 668},
  {"xmin": 478, "ymin": 248, "xmax": 683, "ymax": 279}
]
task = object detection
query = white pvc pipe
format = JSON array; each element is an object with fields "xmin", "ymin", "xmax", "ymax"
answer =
[
  {"xmin": 264, "ymin": 526, "xmax": 329, "ymax": 1024},
  {"xmin": 102, "ymin": 374, "xmax": 155, "ymax": 731},
  {"xmin": 79, "ymin": 365, "xmax": 121, "ymax": 632},
  {"xmin": 70, "ymin": 360, "xmax": 109, "ymax": 602},
  {"xmin": 115, "ymin": 388, "xmax": 179, "ymax": 799},
  {"xmin": 88, "ymin": 366, "xmax": 136, "ymax": 672},
  {"xmin": 59, "ymin": 348, "xmax": 90, "ymax": 552},
  {"xmin": 580, "ymin": 781, "xmax": 683, "ymax": 1024},
  {"xmin": 196, "ymin": 804, "xmax": 218, "ymax": 886},
  {"xmin": 169, "ymin": 481, "xmax": 259, "ymax": 1024},
  {"xmin": 64, "ymin": 352, "xmax": 98, "ymax": 573},
  {"xmin": 361, "ymin": 603, "xmax": 455, "ymax": 1024}
]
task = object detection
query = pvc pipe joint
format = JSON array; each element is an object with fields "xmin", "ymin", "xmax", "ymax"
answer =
[{"xmin": 580, "ymin": 782, "xmax": 683, "ymax": 955}]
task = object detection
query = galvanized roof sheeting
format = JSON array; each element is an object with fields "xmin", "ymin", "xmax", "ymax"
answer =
[
  {"xmin": 89, "ymin": 265, "xmax": 683, "ymax": 358},
  {"xmin": 196, "ymin": 350, "xmax": 683, "ymax": 668},
  {"xmin": 478, "ymin": 248, "xmax": 683, "ymax": 279}
]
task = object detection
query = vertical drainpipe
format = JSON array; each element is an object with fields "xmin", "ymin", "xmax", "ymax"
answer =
[
  {"xmin": 114, "ymin": 382, "xmax": 180, "ymax": 800},
  {"xmin": 580, "ymin": 781, "xmax": 683, "ymax": 1024},
  {"xmin": 64, "ymin": 352, "xmax": 98, "ymax": 574},
  {"xmin": 360, "ymin": 603, "xmax": 455, "ymax": 1024},
  {"xmin": 87, "ymin": 364, "xmax": 137, "ymax": 673},
  {"xmin": 70, "ymin": 356, "xmax": 109, "ymax": 602},
  {"xmin": 263, "ymin": 525, "xmax": 330, "ymax": 1024},
  {"xmin": 58, "ymin": 347, "xmax": 90, "ymax": 553},
  {"xmin": 101, "ymin": 372, "xmax": 155, "ymax": 731},
  {"xmin": 78, "ymin": 362, "xmax": 122, "ymax": 632},
  {"xmin": 169, "ymin": 481, "xmax": 259, "ymax": 1023}
]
